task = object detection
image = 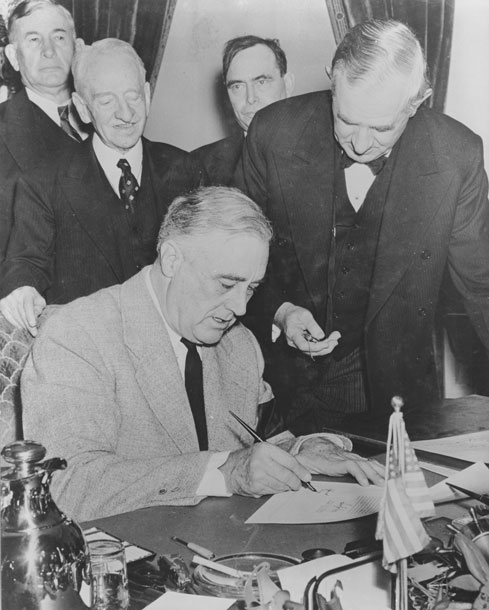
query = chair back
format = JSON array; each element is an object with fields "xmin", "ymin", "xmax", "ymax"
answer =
[{"xmin": 0, "ymin": 315, "xmax": 35, "ymax": 454}]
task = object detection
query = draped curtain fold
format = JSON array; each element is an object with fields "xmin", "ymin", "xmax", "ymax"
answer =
[
  {"xmin": 325, "ymin": 0, "xmax": 455, "ymax": 110},
  {"xmin": 58, "ymin": 0, "xmax": 178, "ymax": 92}
]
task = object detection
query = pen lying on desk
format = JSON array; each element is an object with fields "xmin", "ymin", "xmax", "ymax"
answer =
[
  {"xmin": 229, "ymin": 410, "xmax": 318, "ymax": 493},
  {"xmin": 447, "ymin": 483, "xmax": 489, "ymax": 507},
  {"xmin": 170, "ymin": 536, "xmax": 215, "ymax": 560}
]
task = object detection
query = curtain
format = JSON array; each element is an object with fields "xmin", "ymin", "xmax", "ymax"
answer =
[
  {"xmin": 325, "ymin": 0, "xmax": 455, "ymax": 111},
  {"xmin": 59, "ymin": 0, "xmax": 178, "ymax": 92}
]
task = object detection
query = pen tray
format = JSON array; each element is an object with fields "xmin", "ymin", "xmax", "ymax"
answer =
[{"xmin": 192, "ymin": 551, "xmax": 299, "ymax": 599}]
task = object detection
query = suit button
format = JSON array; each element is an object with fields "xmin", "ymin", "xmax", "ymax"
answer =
[
  {"xmin": 341, "ymin": 266, "xmax": 350, "ymax": 274},
  {"xmin": 347, "ymin": 243, "xmax": 354, "ymax": 251},
  {"xmin": 277, "ymin": 238, "xmax": 288, "ymax": 247},
  {"xmin": 420, "ymin": 249, "xmax": 431, "ymax": 260},
  {"xmin": 417, "ymin": 307, "xmax": 427, "ymax": 317},
  {"xmin": 336, "ymin": 291, "xmax": 345, "ymax": 299},
  {"xmin": 159, "ymin": 488, "xmax": 167, "ymax": 495},
  {"xmin": 333, "ymin": 312, "xmax": 339, "ymax": 319}
]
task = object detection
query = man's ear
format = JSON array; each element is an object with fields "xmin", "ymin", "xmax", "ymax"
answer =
[
  {"xmin": 5, "ymin": 44, "xmax": 19, "ymax": 72},
  {"xmin": 72, "ymin": 92, "xmax": 92, "ymax": 124},
  {"xmin": 144, "ymin": 81, "xmax": 151, "ymax": 115},
  {"xmin": 284, "ymin": 72, "xmax": 295, "ymax": 98},
  {"xmin": 159, "ymin": 240, "xmax": 183, "ymax": 278},
  {"xmin": 408, "ymin": 87, "xmax": 433, "ymax": 116}
]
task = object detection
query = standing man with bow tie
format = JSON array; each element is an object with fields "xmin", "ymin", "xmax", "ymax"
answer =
[
  {"xmin": 239, "ymin": 19, "xmax": 489, "ymax": 433},
  {"xmin": 0, "ymin": 37, "xmax": 201, "ymax": 335},
  {"xmin": 0, "ymin": 0, "xmax": 87, "ymax": 263}
]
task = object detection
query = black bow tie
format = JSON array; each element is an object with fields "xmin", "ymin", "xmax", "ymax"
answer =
[{"xmin": 340, "ymin": 152, "xmax": 388, "ymax": 175}]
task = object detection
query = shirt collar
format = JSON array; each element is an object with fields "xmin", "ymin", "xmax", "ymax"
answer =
[
  {"xmin": 25, "ymin": 87, "xmax": 71, "ymax": 126},
  {"xmin": 92, "ymin": 133, "xmax": 143, "ymax": 195}
]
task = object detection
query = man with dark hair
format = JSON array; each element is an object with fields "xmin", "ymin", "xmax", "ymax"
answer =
[
  {"xmin": 239, "ymin": 19, "xmax": 489, "ymax": 433},
  {"xmin": 0, "ymin": 0, "xmax": 86, "ymax": 262},
  {"xmin": 22, "ymin": 186, "xmax": 383, "ymax": 521},
  {"xmin": 192, "ymin": 35, "xmax": 294, "ymax": 186},
  {"xmin": 0, "ymin": 38, "xmax": 201, "ymax": 335}
]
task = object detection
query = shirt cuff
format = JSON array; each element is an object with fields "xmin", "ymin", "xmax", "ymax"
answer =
[
  {"xmin": 289, "ymin": 433, "xmax": 353, "ymax": 456},
  {"xmin": 196, "ymin": 451, "xmax": 232, "ymax": 497}
]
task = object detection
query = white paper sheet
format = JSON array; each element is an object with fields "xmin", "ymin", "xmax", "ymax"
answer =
[
  {"xmin": 245, "ymin": 481, "xmax": 384, "ymax": 524},
  {"xmin": 428, "ymin": 461, "xmax": 489, "ymax": 503},
  {"xmin": 412, "ymin": 430, "xmax": 489, "ymax": 463},
  {"xmin": 277, "ymin": 554, "xmax": 391, "ymax": 610},
  {"xmin": 143, "ymin": 591, "xmax": 236, "ymax": 609}
]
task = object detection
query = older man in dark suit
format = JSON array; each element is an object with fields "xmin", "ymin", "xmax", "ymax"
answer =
[
  {"xmin": 0, "ymin": 38, "xmax": 201, "ymax": 335},
  {"xmin": 240, "ymin": 19, "xmax": 489, "ymax": 433},
  {"xmin": 0, "ymin": 0, "xmax": 86, "ymax": 262},
  {"xmin": 192, "ymin": 35, "xmax": 294, "ymax": 186}
]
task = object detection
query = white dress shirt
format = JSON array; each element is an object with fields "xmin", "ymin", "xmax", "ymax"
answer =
[{"xmin": 92, "ymin": 133, "xmax": 143, "ymax": 197}]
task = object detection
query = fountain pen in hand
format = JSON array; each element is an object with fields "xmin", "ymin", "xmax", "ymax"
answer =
[{"xmin": 228, "ymin": 410, "xmax": 317, "ymax": 492}]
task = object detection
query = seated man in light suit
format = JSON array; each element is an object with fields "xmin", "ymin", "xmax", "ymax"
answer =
[
  {"xmin": 22, "ymin": 186, "xmax": 383, "ymax": 521},
  {"xmin": 0, "ymin": 0, "xmax": 86, "ymax": 262},
  {"xmin": 0, "ymin": 37, "xmax": 201, "ymax": 336},
  {"xmin": 192, "ymin": 35, "xmax": 294, "ymax": 186}
]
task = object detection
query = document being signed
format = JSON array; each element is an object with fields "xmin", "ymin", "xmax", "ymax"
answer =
[{"xmin": 246, "ymin": 481, "xmax": 384, "ymax": 524}]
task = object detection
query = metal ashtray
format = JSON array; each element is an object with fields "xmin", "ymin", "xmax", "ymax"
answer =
[{"xmin": 191, "ymin": 551, "xmax": 299, "ymax": 599}]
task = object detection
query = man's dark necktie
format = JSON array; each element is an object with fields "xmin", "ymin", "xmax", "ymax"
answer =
[
  {"xmin": 181, "ymin": 338, "xmax": 208, "ymax": 451},
  {"xmin": 57, "ymin": 104, "xmax": 82, "ymax": 142},
  {"xmin": 340, "ymin": 152, "xmax": 388, "ymax": 175},
  {"xmin": 117, "ymin": 158, "xmax": 139, "ymax": 214}
]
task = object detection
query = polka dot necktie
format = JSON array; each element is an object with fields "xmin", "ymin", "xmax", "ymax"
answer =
[{"xmin": 117, "ymin": 158, "xmax": 139, "ymax": 213}]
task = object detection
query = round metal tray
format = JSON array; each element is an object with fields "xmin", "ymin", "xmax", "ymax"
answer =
[{"xmin": 192, "ymin": 551, "xmax": 299, "ymax": 599}]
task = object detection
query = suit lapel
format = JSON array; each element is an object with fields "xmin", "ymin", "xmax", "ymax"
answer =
[
  {"xmin": 61, "ymin": 140, "xmax": 125, "ymax": 282},
  {"xmin": 272, "ymin": 98, "xmax": 335, "ymax": 317},
  {"xmin": 122, "ymin": 272, "xmax": 201, "ymax": 452},
  {"xmin": 4, "ymin": 90, "xmax": 49, "ymax": 169},
  {"xmin": 366, "ymin": 111, "xmax": 452, "ymax": 325}
]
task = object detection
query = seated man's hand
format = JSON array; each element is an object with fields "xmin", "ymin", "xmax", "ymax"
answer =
[
  {"xmin": 274, "ymin": 302, "xmax": 340, "ymax": 357},
  {"xmin": 0, "ymin": 286, "xmax": 46, "ymax": 337},
  {"xmin": 295, "ymin": 437, "xmax": 385, "ymax": 487},
  {"xmin": 220, "ymin": 442, "xmax": 313, "ymax": 497}
]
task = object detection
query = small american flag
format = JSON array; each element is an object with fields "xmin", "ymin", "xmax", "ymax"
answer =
[{"xmin": 375, "ymin": 397, "xmax": 435, "ymax": 573}]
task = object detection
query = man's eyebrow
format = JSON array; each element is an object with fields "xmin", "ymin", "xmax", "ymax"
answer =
[
  {"xmin": 337, "ymin": 111, "xmax": 395, "ymax": 131},
  {"xmin": 218, "ymin": 274, "xmax": 265, "ymax": 286},
  {"xmin": 226, "ymin": 74, "xmax": 273, "ymax": 88}
]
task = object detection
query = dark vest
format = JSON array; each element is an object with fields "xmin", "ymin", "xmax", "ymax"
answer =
[
  {"xmin": 95, "ymin": 156, "xmax": 161, "ymax": 279},
  {"xmin": 329, "ymin": 151, "xmax": 396, "ymax": 360}
]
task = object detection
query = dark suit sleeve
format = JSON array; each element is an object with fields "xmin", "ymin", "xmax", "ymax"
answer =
[
  {"xmin": 238, "ymin": 115, "xmax": 296, "ymax": 339},
  {"xmin": 445, "ymin": 135, "xmax": 489, "ymax": 350},
  {"xmin": 0, "ymin": 174, "xmax": 55, "ymax": 298}
]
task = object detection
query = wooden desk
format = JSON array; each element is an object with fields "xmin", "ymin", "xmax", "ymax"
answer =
[{"xmin": 83, "ymin": 473, "xmax": 471, "ymax": 609}]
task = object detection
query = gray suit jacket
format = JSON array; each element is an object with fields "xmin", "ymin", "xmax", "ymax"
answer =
[{"xmin": 22, "ymin": 268, "xmax": 273, "ymax": 521}]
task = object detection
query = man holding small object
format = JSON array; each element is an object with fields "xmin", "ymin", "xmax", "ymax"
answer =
[
  {"xmin": 22, "ymin": 186, "xmax": 383, "ymax": 521},
  {"xmin": 240, "ymin": 19, "xmax": 489, "ymax": 433}
]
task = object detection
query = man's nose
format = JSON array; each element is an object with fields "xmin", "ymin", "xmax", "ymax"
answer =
[
  {"xmin": 351, "ymin": 127, "xmax": 373, "ymax": 155},
  {"xmin": 245, "ymin": 83, "xmax": 257, "ymax": 105},
  {"xmin": 226, "ymin": 288, "xmax": 248, "ymax": 317},
  {"xmin": 41, "ymin": 38, "xmax": 55, "ymax": 57},
  {"xmin": 114, "ymin": 99, "xmax": 134, "ymax": 122}
]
